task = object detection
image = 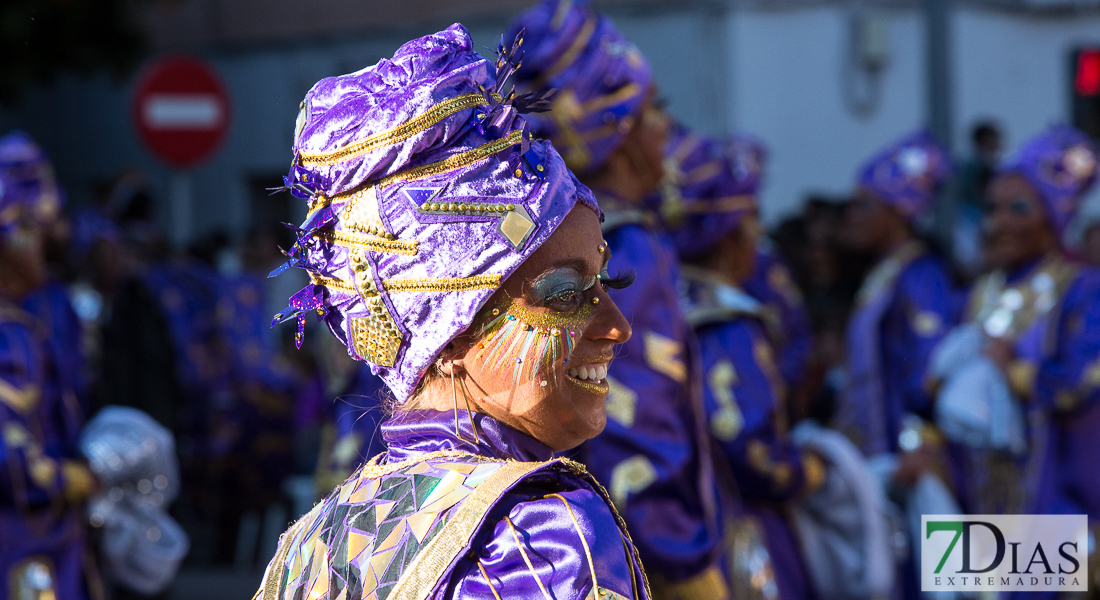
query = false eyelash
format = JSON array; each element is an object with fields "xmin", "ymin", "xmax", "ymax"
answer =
[{"xmin": 600, "ymin": 270, "xmax": 636, "ymax": 290}]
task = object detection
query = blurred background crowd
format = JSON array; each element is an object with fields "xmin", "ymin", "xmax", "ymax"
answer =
[{"xmin": 3, "ymin": 0, "xmax": 1100, "ymax": 598}]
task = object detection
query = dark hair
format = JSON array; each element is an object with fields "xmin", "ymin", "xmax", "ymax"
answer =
[{"xmin": 972, "ymin": 122, "xmax": 1001, "ymax": 147}]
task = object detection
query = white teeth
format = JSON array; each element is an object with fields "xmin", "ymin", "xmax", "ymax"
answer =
[{"xmin": 567, "ymin": 364, "xmax": 608, "ymax": 383}]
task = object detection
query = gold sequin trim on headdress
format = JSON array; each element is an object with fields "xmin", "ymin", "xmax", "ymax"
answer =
[
  {"xmin": 312, "ymin": 273, "xmax": 502, "ymax": 295},
  {"xmin": 331, "ymin": 230, "xmax": 419, "ymax": 255},
  {"xmin": 377, "ymin": 129, "xmax": 523, "ymax": 189},
  {"xmin": 297, "ymin": 93, "xmax": 489, "ymax": 167},
  {"xmin": 381, "ymin": 274, "xmax": 502, "ymax": 293}
]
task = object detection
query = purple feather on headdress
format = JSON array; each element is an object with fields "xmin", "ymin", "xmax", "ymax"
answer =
[
  {"xmin": 477, "ymin": 28, "xmax": 556, "ymax": 156},
  {"xmin": 271, "ymin": 283, "xmax": 328, "ymax": 348}
]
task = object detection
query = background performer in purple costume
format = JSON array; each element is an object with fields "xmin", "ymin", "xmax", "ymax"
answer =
[
  {"xmin": 832, "ymin": 129, "xmax": 960, "ymax": 600},
  {"xmin": 662, "ymin": 127, "xmax": 825, "ymax": 600},
  {"xmin": 950, "ymin": 126, "xmax": 1100, "ymax": 595},
  {"xmin": 508, "ymin": 2, "xmax": 728, "ymax": 598},
  {"xmin": 0, "ymin": 130, "xmax": 99, "ymax": 600}
]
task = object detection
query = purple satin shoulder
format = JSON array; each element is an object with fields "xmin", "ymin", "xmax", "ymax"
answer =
[{"xmin": 382, "ymin": 409, "xmax": 553, "ymax": 463}]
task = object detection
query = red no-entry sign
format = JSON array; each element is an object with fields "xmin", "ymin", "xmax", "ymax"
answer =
[{"xmin": 132, "ymin": 55, "xmax": 231, "ymax": 169}]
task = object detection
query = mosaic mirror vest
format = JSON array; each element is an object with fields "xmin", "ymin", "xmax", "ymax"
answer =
[{"xmin": 258, "ymin": 450, "xmax": 640, "ymax": 600}]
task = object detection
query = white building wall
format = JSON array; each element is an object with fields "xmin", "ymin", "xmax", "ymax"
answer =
[
  {"xmin": 3, "ymin": 5, "xmax": 1100, "ymax": 240},
  {"xmin": 953, "ymin": 9, "xmax": 1100, "ymax": 154},
  {"xmin": 727, "ymin": 6, "xmax": 927, "ymax": 223}
]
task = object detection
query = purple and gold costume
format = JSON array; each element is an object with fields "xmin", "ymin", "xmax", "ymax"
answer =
[
  {"xmin": 0, "ymin": 132, "xmax": 87, "ymax": 410},
  {"xmin": 258, "ymin": 24, "xmax": 651, "ymax": 600},
  {"xmin": 0, "ymin": 303, "xmax": 88, "ymax": 600},
  {"xmin": 263, "ymin": 411, "xmax": 646, "ymax": 600},
  {"xmin": 509, "ymin": 4, "xmax": 726, "ymax": 597},
  {"xmin": 663, "ymin": 128, "xmax": 818, "ymax": 600},
  {"xmin": 956, "ymin": 127, "xmax": 1100, "ymax": 521},
  {"xmin": 215, "ymin": 273, "xmax": 298, "ymax": 505},
  {"xmin": 0, "ymin": 132, "xmax": 87, "ymax": 600},
  {"xmin": 834, "ymin": 130, "xmax": 957, "ymax": 456},
  {"xmin": 742, "ymin": 250, "xmax": 813, "ymax": 391}
]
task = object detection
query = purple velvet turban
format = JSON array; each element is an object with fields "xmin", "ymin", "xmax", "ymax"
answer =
[
  {"xmin": 1000, "ymin": 124, "xmax": 1098, "ymax": 238},
  {"xmin": 856, "ymin": 129, "xmax": 951, "ymax": 222},
  {"xmin": 659, "ymin": 125, "xmax": 763, "ymax": 261},
  {"xmin": 270, "ymin": 24, "xmax": 600, "ymax": 402},
  {"xmin": 507, "ymin": 0, "xmax": 652, "ymax": 175},
  {"xmin": 0, "ymin": 130, "xmax": 62, "ymax": 236}
]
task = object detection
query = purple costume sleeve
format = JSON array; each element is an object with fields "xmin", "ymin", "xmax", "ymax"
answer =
[
  {"xmin": 579, "ymin": 223, "xmax": 719, "ymax": 583},
  {"xmin": 1028, "ymin": 268, "xmax": 1100, "ymax": 518},
  {"xmin": 742, "ymin": 251, "xmax": 814, "ymax": 388},
  {"xmin": 0, "ymin": 316, "xmax": 65, "ymax": 507},
  {"xmin": 21, "ymin": 280, "xmax": 86, "ymax": 404},
  {"xmin": 1033, "ymin": 269, "xmax": 1100, "ymax": 413},
  {"xmin": 696, "ymin": 318, "xmax": 807, "ymax": 503},
  {"xmin": 880, "ymin": 255, "xmax": 957, "ymax": 422},
  {"xmin": 449, "ymin": 487, "xmax": 642, "ymax": 599}
]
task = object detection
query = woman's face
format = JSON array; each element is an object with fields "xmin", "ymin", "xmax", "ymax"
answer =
[
  {"xmin": 454, "ymin": 205, "xmax": 632, "ymax": 451},
  {"xmin": 983, "ymin": 173, "xmax": 1056, "ymax": 270},
  {"xmin": 843, "ymin": 188, "xmax": 897, "ymax": 253}
]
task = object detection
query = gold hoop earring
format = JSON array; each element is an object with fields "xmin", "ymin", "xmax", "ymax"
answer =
[{"xmin": 450, "ymin": 362, "xmax": 480, "ymax": 444}]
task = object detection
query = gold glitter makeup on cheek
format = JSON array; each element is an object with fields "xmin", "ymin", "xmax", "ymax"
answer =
[{"xmin": 473, "ymin": 295, "xmax": 595, "ymax": 386}]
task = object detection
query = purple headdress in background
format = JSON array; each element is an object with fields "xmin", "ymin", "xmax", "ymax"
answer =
[
  {"xmin": 507, "ymin": 0, "xmax": 653, "ymax": 175},
  {"xmin": 1000, "ymin": 124, "xmax": 1098, "ymax": 241},
  {"xmin": 0, "ymin": 130, "xmax": 63, "ymax": 236},
  {"xmin": 658, "ymin": 124, "xmax": 764, "ymax": 261},
  {"xmin": 856, "ymin": 128, "xmax": 952, "ymax": 223}
]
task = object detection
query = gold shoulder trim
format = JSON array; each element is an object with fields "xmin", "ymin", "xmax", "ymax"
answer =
[
  {"xmin": 388, "ymin": 458, "xmax": 561, "ymax": 600},
  {"xmin": 298, "ymin": 93, "xmax": 488, "ymax": 167},
  {"xmin": 260, "ymin": 509, "xmax": 315, "ymax": 600}
]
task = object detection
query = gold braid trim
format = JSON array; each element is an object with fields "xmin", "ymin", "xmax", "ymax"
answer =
[
  {"xmin": 310, "ymin": 274, "xmax": 356, "ymax": 294},
  {"xmin": 380, "ymin": 274, "xmax": 502, "ymax": 293},
  {"xmin": 320, "ymin": 130, "xmax": 524, "ymax": 211},
  {"xmin": 298, "ymin": 93, "xmax": 488, "ymax": 167},
  {"xmin": 477, "ymin": 561, "xmax": 504, "ymax": 600},
  {"xmin": 331, "ymin": 230, "xmax": 419, "ymax": 255},
  {"xmin": 504, "ymin": 516, "xmax": 556, "ymax": 600},
  {"xmin": 377, "ymin": 129, "xmax": 523, "ymax": 189},
  {"xmin": 312, "ymin": 274, "xmax": 501, "ymax": 294},
  {"xmin": 548, "ymin": 493, "xmax": 600, "ymax": 594}
]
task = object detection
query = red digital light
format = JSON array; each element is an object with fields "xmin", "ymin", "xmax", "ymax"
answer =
[{"xmin": 1076, "ymin": 49, "xmax": 1100, "ymax": 96}]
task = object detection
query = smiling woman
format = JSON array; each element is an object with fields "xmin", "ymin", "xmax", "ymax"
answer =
[{"xmin": 255, "ymin": 24, "xmax": 648, "ymax": 600}]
